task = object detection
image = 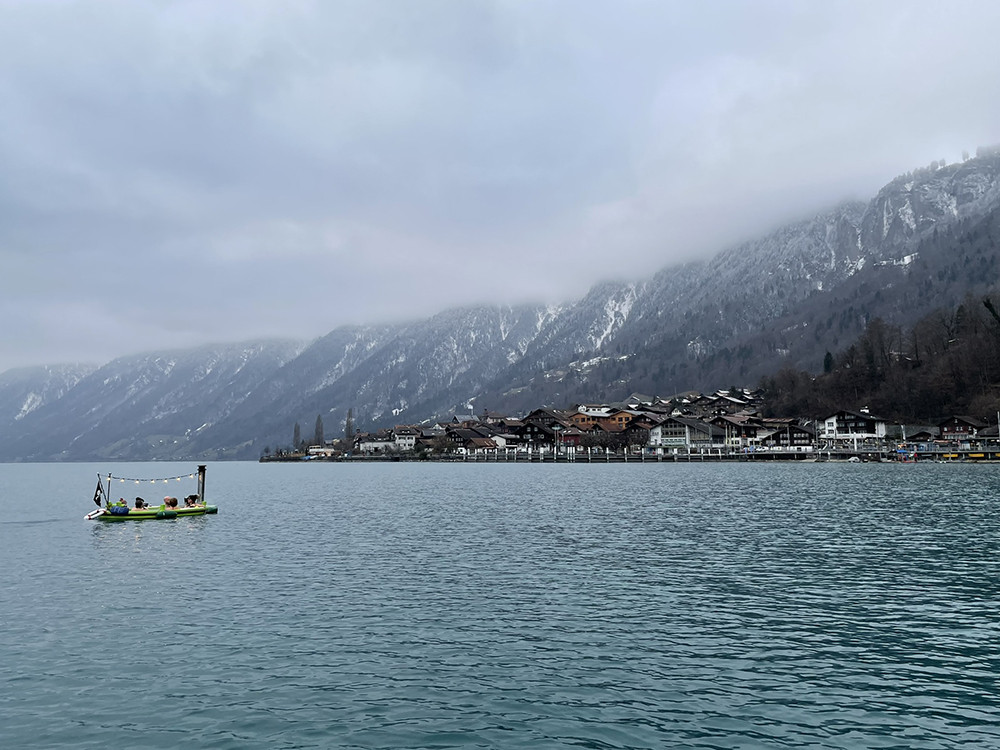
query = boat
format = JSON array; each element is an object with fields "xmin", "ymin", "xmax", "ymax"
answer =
[{"xmin": 85, "ymin": 465, "xmax": 218, "ymax": 521}]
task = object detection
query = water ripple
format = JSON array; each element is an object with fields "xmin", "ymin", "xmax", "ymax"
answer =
[{"xmin": 2, "ymin": 462, "xmax": 1000, "ymax": 747}]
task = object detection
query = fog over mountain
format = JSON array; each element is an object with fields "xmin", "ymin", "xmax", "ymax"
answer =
[
  {"xmin": 3, "ymin": 2, "xmax": 1000, "ymax": 372},
  {"xmin": 4, "ymin": 149, "xmax": 1000, "ymax": 461}
]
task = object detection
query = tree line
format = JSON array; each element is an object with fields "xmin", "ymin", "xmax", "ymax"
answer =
[
  {"xmin": 263, "ymin": 408, "xmax": 356, "ymax": 457},
  {"xmin": 760, "ymin": 293, "xmax": 1000, "ymax": 423}
]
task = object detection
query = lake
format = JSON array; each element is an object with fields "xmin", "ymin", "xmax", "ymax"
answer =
[{"xmin": 1, "ymin": 461, "xmax": 999, "ymax": 748}]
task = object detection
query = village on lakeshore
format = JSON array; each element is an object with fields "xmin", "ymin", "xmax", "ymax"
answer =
[{"xmin": 261, "ymin": 389, "xmax": 1000, "ymax": 464}]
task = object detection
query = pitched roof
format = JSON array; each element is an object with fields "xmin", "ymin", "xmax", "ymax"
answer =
[
  {"xmin": 823, "ymin": 409, "xmax": 887, "ymax": 421},
  {"xmin": 465, "ymin": 437, "xmax": 498, "ymax": 449},
  {"xmin": 939, "ymin": 415, "xmax": 989, "ymax": 428}
]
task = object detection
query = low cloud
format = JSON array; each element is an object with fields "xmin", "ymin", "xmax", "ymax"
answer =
[{"xmin": 2, "ymin": 0, "xmax": 999, "ymax": 369}]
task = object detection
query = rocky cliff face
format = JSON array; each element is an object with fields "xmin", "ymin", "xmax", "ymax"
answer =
[
  {"xmin": 860, "ymin": 151, "xmax": 1000, "ymax": 253},
  {"xmin": 4, "ymin": 150, "xmax": 1000, "ymax": 460}
]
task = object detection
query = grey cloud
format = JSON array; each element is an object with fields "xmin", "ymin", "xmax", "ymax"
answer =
[{"xmin": 2, "ymin": 0, "xmax": 1000, "ymax": 370}]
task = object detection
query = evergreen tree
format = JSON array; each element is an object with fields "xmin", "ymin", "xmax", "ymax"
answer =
[
  {"xmin": 293, "ymin": 422, "xmax": 301, "ymax": 450},
  {"xmin": 345, "ymin": 408, "xmax": 354, "ymax": 444},
  {"xmin": 314, "ymin": 414, "xmax": 324, "ymax": 446}
]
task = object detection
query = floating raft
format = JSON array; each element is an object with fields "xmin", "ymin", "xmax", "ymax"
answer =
[
  {"xmin": 86, "ymin": 465, "xmax": 218, "ymax": 521},
  {"xmin": 88, "ymin": 504, "xmax": 219, "ymax": 521}
]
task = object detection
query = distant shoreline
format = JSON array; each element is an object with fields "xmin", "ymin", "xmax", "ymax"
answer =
[{"xmin": 260, "ymin": 450, "xmax": 997, "ymax": 464}]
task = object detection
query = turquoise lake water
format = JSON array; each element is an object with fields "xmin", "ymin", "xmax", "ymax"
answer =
[{"xmin": 1, "ymin": 461, "xmax": 999, "ymax": 748}]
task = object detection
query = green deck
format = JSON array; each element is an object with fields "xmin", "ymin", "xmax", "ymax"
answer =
[{"xmin": 96, "ymin": 505, "xmax": 219, "ymax": 521}]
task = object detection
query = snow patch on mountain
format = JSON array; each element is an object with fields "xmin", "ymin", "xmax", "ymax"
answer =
[
  {"xmin": 589, "ymin": 285, "xmax": 638, "ymax": 350},
  {"xmin": 16, "ymin": 392, "xmax": 42, "ymax": 420},
  {"xmin": 899, "ymin": 199, "xmax": 916, "ymax": 231}
]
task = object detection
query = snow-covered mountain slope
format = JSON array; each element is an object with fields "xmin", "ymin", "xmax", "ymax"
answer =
[
  {"xmin": 0, "ymin": 364, "xmax": 96, "ymax": 425},
  {"xmin": 0, "ymin": 341, "xmax": 303, "ymax": 460},
  {"xmin": 4, "ymin": 148, "xmax": 1000, "ymax": 460},
  {"xmin": 189, "ymin": 305, "xmax": 564, "ymax": 454}
]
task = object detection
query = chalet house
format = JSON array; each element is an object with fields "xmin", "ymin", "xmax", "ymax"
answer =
[
  {"xmin": 594, "ymin": 409, "xmax": 638, "ymax": 431},
  {"xmin": 464, "ymin": 436, "xmax": 499, "ymax": 454},
  {"xmin": 757, "ymin": 419, "xmax": 816, "ymax": 449},
  {"xmin": 518, "ymin": 408, "xmax": 582, "ymax": 451},
  {"xmin": 631, "ymin": 394, "xmax": 674, "ymax": 414},
  {"xmin": 653, "ymin": 416, "xmax": 722, "ymax": 450},
  {"xmin": 446, "ymin": 427, "xmax": 483, "ymax": 451},
  {"xmin": 516, "ymin": 421, "xmax": 559, "ymax": 451},
  {"xmin": 645, "ymin": 401, "xmax": 674, "ymax": 415},
  {"xmin": 685, "ymin": 393, "xmax": 722, "ymax": 417},
  {"xmin": 715, "ymin": 387, "xmax": 764, "ymax": 403},
  {"xmin": 413, "ymin": 427, "xmax": 447, "ymax": 452},
  {"xmin": 886, "ymin": 424, "xmax": 939, "ymax": 443},
  {"xmin": 572, "ymin": 404, "xmax": 612, "ymax": 415},
  {"xmin": 494, "ymin": 417, "xmax": 525, "ymax": 433},
  {"xmin": 568, "ymin": 405, "xmax": 612, "ymax": 429},
  {"xmin": 711, "ymin": 414, "xmax": 762, "ymax": 449},
  {"xmin": 938, "ymin": 416, "xmax": 988, "ymax": 442},
  {"xmin": 440, "ymin": 414, "xmax": 480, "ymax": 429},
  {"xmin": 522, "ymin": 408, "xmax": 573, "ymax": 428},
  {"xmin": 392, "ymin": 425, "xmax": 419, "ymax": 451},
  {"xmin": 568, "ymin": 412, "xmax": 598, "ymax": 429},
  {"xmin": 588, "ymin": 422, "xmax": 625, "ymax": 436},
  {"xmin": 555, "ymin": 424, "xmax": 584, "ymax": 448},
  {"xmin": 819, "ymin": 409, "xmax": 888, "ymax": 445},
  {"xmin": 623, "ymin": 415, "xmax": 660, "ymax": 448},
  {"xmin": 624, "ymin": 393, "xmax": 656, "ymax": 409},
  {"xmin": 487, "ymin": 428, "xmax": 521, "ymax": 450},
  {"xmin": 464, "ymin": 423, "xmax": 519, "ymax": 450},
  {"xmin": 478, "ymin": 410, "xmax": 509, "ymax": 424},
  {"xmin": 669, "ymin": 391, "xmax": 703, "ymax": 412},
  {"xmin": 516, "ymin": 420, "xmax": 580, "ymax": 451},
  {"xmin": 355, "ymin": 430, "xmax": 398, "ymax": 454},
  {"xmin": 710, "ymin": 394, "xmax": 750, "ymax": 415}
]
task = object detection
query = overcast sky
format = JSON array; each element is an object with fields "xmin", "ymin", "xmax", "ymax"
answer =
[{"xmin": 2, "ymin": 0, "xmax": 999, "ymax": 371}]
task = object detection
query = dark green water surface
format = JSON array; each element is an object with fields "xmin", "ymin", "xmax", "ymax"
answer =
[{"xmin": 1, "ymin": 461, "xmax": 999, "ymax": 748}]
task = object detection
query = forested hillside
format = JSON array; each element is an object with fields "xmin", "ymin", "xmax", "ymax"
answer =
[{"xmin": 761, "ymin": 291, "xmax": 1000, "ymax": 422}]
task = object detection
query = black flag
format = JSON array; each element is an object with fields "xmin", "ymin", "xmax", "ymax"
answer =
[{"xmin": 93, "ymin": 478, "xmax": 105, "ymax": 507}]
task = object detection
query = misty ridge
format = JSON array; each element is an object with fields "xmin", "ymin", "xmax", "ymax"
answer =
[{"xmin": 3, "ymin": 145, "xmax": 1000, "ymax": 461}]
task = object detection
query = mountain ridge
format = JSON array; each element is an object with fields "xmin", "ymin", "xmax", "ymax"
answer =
[{"xmin": 4, "ymin": 148, "xmax": 1000, "ymax": 460}]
